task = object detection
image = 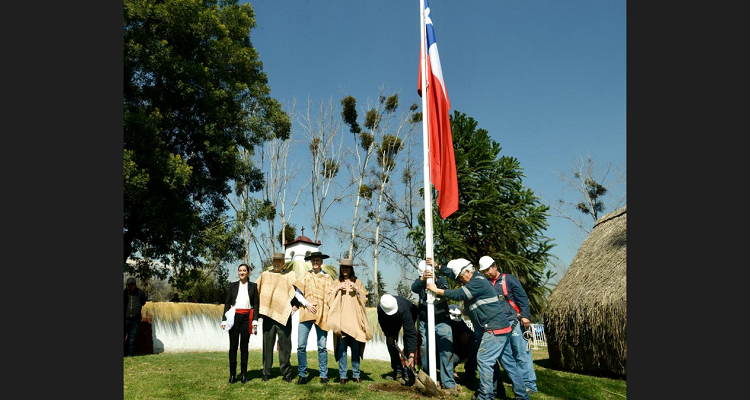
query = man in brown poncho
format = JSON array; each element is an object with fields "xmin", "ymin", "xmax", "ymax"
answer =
[
  {"xmin": 256, "ymin": 252, "xmax": 299, "ymax": 382},
  {"xmin": 292, "ymin": 250, "xmax": 335, "ymax": 385}
]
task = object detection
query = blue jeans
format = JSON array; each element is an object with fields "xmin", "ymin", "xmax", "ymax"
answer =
[
  {"xmin": 477, "ymin": 332, "xmax": 529, "ymax": 400},
  {"xmin": 297, "ymin": 321, "xmax": 328, "ymax": 378},
  {"xmin": 495, "ymin": 322, "xmax": 530, "ymax": 399},
  {"xmin": 419, "ymin": 319, "xmax": 456, "ymax": 389},
  {"xmin": 336, "ymin": 335, "xmax": 361, "ymax": 379},
  {"xmin": 511, "ymin": 322, "xmax": 537, "ymax": 391}
]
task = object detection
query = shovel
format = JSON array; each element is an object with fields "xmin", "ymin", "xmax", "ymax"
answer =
[{"xmin": 391, "ymin": 343, "xmax": 439, "ymax": 397}]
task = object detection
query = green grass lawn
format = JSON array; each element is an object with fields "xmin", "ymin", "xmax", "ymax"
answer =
[{"xmin": 124, "ymin": 347, "xmax": 626, "ymax": 399}]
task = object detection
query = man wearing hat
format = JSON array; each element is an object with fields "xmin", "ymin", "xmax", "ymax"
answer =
[
  {"xmin": 124, "ymin": 277, "xmax": 148, "ymax": 357},
  {"xmin": 410, "ymin": 260, "xmax": 457, "ymax": 395},
  {"xmin": 292, "ymin": 251, "xmax": 335, "ymax": 384},
  {"xmin": 377, "ymin": 294, "xmax": 419, "ymax": 386},
  {"xmin": 478, "ymin": 255, "xmax": 537, "ymax": 395},
  {"xmin": 425, "ymin": 258, "xmax": 528, "ymax": 400},
  {"xmin": 256, "ymin": 252, "xmax": 299, "ymax": 382}
]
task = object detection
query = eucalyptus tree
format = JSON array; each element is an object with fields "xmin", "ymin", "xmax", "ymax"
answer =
[
  {"xmin": 259, "ymin": 99, "xmax": 309, "ymax": 255},
  {"xmin": 299, "ymin": 96, "xmax": 347, "ymax": 242},
  {"xmin": 378, "ymin": 136, "xmax": 423, "ymax": 269},
  {"xmin": 340, "ymin": 94, "xmax": 377, "ymax": 259},
  {"xmin": 124, "ymin": 0, "xmax": 290, "ymax": 279},
  {"xmin": 363, "ymin": 91, "xmax": 419, "ymax": 304}
]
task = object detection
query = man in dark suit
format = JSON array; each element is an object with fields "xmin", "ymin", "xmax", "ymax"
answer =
[
  {"xmin": 256, "ymin": 252, "xmax": 299, "ymax": 382},
  {"xmin": 221, "ymin": 263, "xmax": 260, "ymax": 384},
  {"xmin": 124, "ymin": 277, "xmax": 148, "ymax": 357},
  {"xmin": 377, "ymin": 294, "xmax": 419, "ymax": 385}
]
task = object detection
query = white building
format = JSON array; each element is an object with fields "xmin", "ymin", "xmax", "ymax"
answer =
[{"xmin": 283, "ymin": 227, "xmax": 321, "ymax": 262}]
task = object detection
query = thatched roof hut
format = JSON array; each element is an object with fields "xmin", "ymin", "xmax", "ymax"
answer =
[{"xmin": 544, "ymin": 206, "xmax": 626, "ymax": 377}]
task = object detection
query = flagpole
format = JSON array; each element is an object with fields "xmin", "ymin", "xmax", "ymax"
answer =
[{"xmin": 419, "ymin": 0, "xmax": 438, "ymax": 385}]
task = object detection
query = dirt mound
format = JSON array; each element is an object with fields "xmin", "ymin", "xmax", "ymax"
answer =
[{"xmin": 368, "ymin": 381, "xmax": 462, "ymax": 398}]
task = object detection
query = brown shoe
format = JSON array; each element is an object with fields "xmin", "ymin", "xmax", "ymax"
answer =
[
  {"xmin": 340, "ymin": 378, "xmax": 348, "ymax": 385},
  {"xmin": 352, "ymin": 378, "xmax": 362, "ymax": 383}
]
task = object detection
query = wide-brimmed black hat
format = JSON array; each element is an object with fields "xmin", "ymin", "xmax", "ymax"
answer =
[{"xmin": 304, "ymin": 251, "xmax": 330, "ymax": 261}]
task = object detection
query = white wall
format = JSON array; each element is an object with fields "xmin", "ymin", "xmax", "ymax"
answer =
[
  {"xmin": 151, "ymin": 311, "xmax": 397, "ymax": 362},
  {"xmin": 285, "ymin": 242, "xmax": 319, "ymax": 262}
]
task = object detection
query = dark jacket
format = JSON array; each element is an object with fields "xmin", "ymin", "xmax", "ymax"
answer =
[
  {"xmin": 438, "ymin": 267, "xmax": 511, "ymax": 338},
  {"xmin": 487, "ymin": 272, "xmax": 531, "ymax": 322},
  {"xmin": 450, "ymin": 318, "xmax": 477, "ymax": 364},
  {"xmin": 377, "ymin": 296, "xmax": 419, "ymax": 356},
  {"xmin": 223, "ymin": 280, "xmax": 260, "ymax": 322},
  {"xmin": 411, "ymin": 275, "xmax": 451, "ymax": 324},
  {"xmin": 124, "ymin": 287, "xmax": 148, "ymax": 319}
]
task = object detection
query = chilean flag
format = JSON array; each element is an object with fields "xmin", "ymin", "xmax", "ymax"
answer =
[{"xmin": 418, "ymin": 0, "xmax": 458, "ymax": 219}]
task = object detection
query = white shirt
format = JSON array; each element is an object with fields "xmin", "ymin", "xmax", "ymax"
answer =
[{"xmin": 234, "ymin": 280, "xmax": 251, "ymax": 309}]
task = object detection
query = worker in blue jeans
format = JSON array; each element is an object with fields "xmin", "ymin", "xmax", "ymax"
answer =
[
  {"xmin": 479, "ymin": 256, "xmax": 538, "ymax": 396},
  {"xmin": 412, "ymin": 259, "xmax": 457, "ymax": 396},
  {"xmin": 426, "ymin": 258, "xmax": 528, "ymax": 400}
]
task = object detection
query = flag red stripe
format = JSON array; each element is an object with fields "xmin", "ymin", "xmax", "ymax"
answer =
[{"xmin": 419, "ymin": 45, "xmax": 458, "ymax": 219}]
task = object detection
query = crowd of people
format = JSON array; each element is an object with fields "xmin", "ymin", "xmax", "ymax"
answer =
[{"xmin": 125, "ymin": 251, "xmax": 539, "ymax": 399}]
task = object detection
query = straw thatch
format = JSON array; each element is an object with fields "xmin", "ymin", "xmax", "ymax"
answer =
[
  {"xmin": 544, "ymin": 206, "xmax": 626, "ymax": 377},
  {"xmin": 142, "ymin": 302, "xmax": 224, "ymax": 324}
]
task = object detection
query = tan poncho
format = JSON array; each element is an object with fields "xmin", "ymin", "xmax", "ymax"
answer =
[
  {"xmin": 256, "ymin": 270, "xmax": 296, "ymax": 325},
  {"xmin": 293, "ymin": 271, "xmax": 334, "ymax": 331},
  {"xmin": 326, "ymin": 278, "xmax": 373, "ymax": 360}
]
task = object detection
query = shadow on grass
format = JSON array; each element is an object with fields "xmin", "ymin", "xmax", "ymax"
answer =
[
  {"xmin": 244, "ymin": 366, "xmax": 292, "ymax": 381},
  {"xmin": 533, "ymin": 357, "xmax": 554, "ymax": 370},
  {"xmin": 243, "ymin": 364, "xmax": 377, "ymax": 384},
  {"xmin": 534, "ymin": 358, "xmax": 626, "ymax": 380}
]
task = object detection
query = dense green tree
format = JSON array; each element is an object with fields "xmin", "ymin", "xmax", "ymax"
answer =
[
  {"xmin": 277, "ymin": 224, "xmax": 296, "ymax": 247},
  {"xmin": 409, "ymin": 111, "xmax": 555, "ymax": 315},
  {"xmin": 183, "ymin": 266, "xmax": 230, "ymax": 304},
  {"xmin": 124, "ymin": 0, "xmax": 290, "ymax": 277}
]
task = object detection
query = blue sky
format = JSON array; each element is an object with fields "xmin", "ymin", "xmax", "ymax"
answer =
[{"xmin": 237, "ymin": 0, "xmax": 626, "ymax": 288}]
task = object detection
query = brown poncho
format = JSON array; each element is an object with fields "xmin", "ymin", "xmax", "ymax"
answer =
[
  {"xmin": 256, "ymin": 270, "xmax": 296, "ymax": 325},
  {"xmin": 326, "ymin": 278, "xmax": 373, "ymax": 360},
  {"xmin": 293, "ymin": 271, "xmax": 335, "ymax": 331}
]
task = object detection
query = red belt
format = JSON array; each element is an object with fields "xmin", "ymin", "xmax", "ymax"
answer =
[
  {"xmin": 487, "ymin": 326, "xmax": 511, "ymax": 335},
  {"xmin": 234, "ymin": 309, "xmax": 255, "ymax": 334}
]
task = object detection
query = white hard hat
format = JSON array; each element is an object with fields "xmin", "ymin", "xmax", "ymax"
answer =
[
  {"xmin": 379, "ymin": 294, "xmax": 398, "ymax": 315},
  {"xmin": 447, "ymin": 258, "xmax": 472, "ymax": 278},
  {"xmin": 448, "ymin": 304, "xmax": 462, "ymax": 321},
  {"xmin": 478, "ymin": 256, "xmax": 495, "ymax": 271},
  {"xmin": 418, "ymin": 260, "xmax": 426, "ymax": 274}
]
